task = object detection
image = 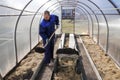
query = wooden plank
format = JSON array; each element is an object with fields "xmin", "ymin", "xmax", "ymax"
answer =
[
  {"xmin": 69, "ymin": 34, "xmax": 78, "ymax": 51},
  {"xmin": 69, "ymin": 34, "xmax": 75, "ymax": 49},
  {"xmin": 39, "ymin": 37, "xmax": 60, "ymax": 80},
  {"xmin": 58, "ymin": 33, "xmax": 65, "ymax": 48},
  {"xmin": 37, "ymin": 37, "xmax": 61, "ymax": 80},
  {"xmin": 39, "ymin": 66, "xmax": 53, "ymax": 80},
  {"xmin": 79, "ymin": 36, "xmax": 102, "ymax": 80},
  {"xmin": 77, "ymin": 37, "xmax": 98, "ymax": 80},
  {"xmin": 30, "ymin": 38, "xmax": 60, "ymax": 80},
  {"xmin": 30, "ymin": 59, "xmax": 44, "ymax": 80}
]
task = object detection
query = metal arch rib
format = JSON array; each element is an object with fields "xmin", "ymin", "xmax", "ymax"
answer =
[
  {"xmin": 108, "ymin": 0, "xmax": 120, "ymax": 15},
  {"xmin": 29, "ymin": 0, "xmax": 60, "ymax": 49},
  {"xmin": 14, "ymin": 0, "xmax": 33, "ymax": 64},
  {"xmin": 76, "ymin": 7, "xmax": 93, "ymax": 36},
  {"xmin": 88, "ymin": 0, "xmax": 109, "ymax": 53},
  {"xmin": 77, "ymin": 2, "xmax": 100, "ymax": 44},
  {"xmin": 29, "ymin": 0, "xmax": 51, "ymax": 50}
]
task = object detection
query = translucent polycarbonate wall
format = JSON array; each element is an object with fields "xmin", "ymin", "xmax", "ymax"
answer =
[
  {"xmin": 87, "ymin": 0, "xmax": 120, "ymax": 64},
  {"xmin": 0, "ymin": 0, "xmax": 61, "ymax": 77},
  {"xmin": 75, "ymin": 0, "xmax": 120, "ymax": 66},
  {"xmin": 87, "ymin": 0, "xmax": 117, "ymax": 52},
  {"xmin": 76, "ymin": 2, "xmax": 97, "ymax": 37},
  {"xmin": 16, "ymin": 15, "xmax": 33, "ymax": 62},
  {"xmin": 97, "ymin": 15, "xmax": 107, "ymax": 51},
  {"xmin": 0, "ymin": 0, "xmax": 30, "ymax": 77},
  {"xmin": 106, "ymin": 15, "xmax": 120, "ymax": 65},
  {"xmin": 17, "ymin": 0, "xmax": 61, "ymax": 62},
  {"xmin": 51, "ymin": 7, "xmax": 62, "ymax": 34},
  {"xmin": 111, "ymin": 0, "xmax": 120, "ymax": 8},
  {"xmin": 31, "ymin": 15, "xmax": 41, "ymax": 49},
  {"xmin": 75, "ymin": 8, "xmax": 89, "ymax": 34},
  {"xmin": 0, "ymin": 37, "xmax": 16, "ymax": 77},
  {"xmin": 91, "ymin": 14, "xmax": 98, "ymax": 42},
  {"xmin": 1, "ymin": 0, "xmax": 120, "ymax": 78}
]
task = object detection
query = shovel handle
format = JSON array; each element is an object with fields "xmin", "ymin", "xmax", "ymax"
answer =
[{"xmin": 44, "ymin": 28, "xmax": 58, "ymax": 48}]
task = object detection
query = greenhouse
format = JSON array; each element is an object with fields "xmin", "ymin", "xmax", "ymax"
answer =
[{"xmin": 0, "ymin": 0, "xmax": 120, "ymax": 80}]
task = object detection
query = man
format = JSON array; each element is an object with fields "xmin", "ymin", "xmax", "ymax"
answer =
[{"xmin": 39, "ymin": 11, "xmax": 59, "ymax": 66}]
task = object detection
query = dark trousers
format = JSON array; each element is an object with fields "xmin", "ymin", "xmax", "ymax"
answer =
[{"xmin": 43, "ymin": 36, "xmax": 55, "ymax": 64}]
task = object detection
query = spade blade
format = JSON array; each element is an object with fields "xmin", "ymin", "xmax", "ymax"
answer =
[{"xmin": 35, "ymin": 47, "xmax": 45, "ymax": 53}]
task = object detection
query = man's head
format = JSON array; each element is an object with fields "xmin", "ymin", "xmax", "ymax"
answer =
[{"xmin": 44, "ymin": 11, "xmax": 50, "ymax": 21}]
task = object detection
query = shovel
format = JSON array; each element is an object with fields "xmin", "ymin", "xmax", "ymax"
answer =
[{"xmin": 35, "ymin": 28, "xmax": 58, "ymax": 53}]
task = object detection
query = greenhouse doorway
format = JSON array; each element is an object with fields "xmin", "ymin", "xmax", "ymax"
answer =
[{"xmin": 62, "ymin": 7, "xmax": 75, "ymax": 33}]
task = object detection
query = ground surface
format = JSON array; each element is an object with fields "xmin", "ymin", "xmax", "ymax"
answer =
[
  {"xmin": 5, "ymin": 42, "xmax": 44, "ymax": 80},
  {"xmin": 54, "ymin": 57, "xmax": 80, "ymax": 80},
  {"xmin": 81, "ymin": 36, "xmax": 120, "ymax": 80}
]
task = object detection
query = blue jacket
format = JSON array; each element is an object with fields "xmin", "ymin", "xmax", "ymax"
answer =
[{"xmin": 39, "ymin": 15, "xmax": 59, "ymax": 40}]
